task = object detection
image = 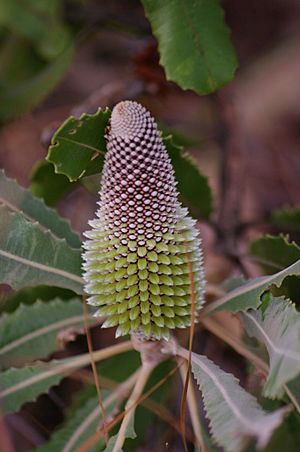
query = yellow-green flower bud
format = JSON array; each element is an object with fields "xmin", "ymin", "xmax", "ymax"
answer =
[{"xmin": 82, "ymin": 101, "xmax": 205, "ymax": 340}]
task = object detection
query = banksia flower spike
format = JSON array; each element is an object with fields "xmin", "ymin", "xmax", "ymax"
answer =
[{"xmin": 82, "ymin": 101, "xmax": 205, "ymax": 340}]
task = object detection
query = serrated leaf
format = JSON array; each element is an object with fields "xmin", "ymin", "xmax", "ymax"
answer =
[
  {"xmin": 0, "ymin": 207, "xmax": 83, "ymax": 293},
  {"xmin": 164, "ymin": 135, "xmax": 213, "ymax": 219},
  {"xmin": 47, "ymin": 108, "xmax": 111, "ymax": 181},
  {"xmin": 0, "ymin": 170, "xmax": 80, "ymax": 248},
  {"xmin": 47, "ymin": 109, "xmax": 213, "ymax": 218},
  {"xmin": 190, "ymin": 351, "xmax": 288, "ymax": 451},
  {"xmin": 31, "ymin": 160, "xmax": 75, "ymax": 206},
  {"xmin": 0, "ymin": 361, "xmax": 66, "ymax": 413},
  {"xmin": 0, "ymin": 343, "xmax": 133, "ymax": 413},
  {"xmin": 0, "ymin": 285, "xmax": 75, "ymax": 313},
  {"xmin": 243, "ymin": 296, "xmax": 300, "ymax": 398},
  {"xmin": 204, "ymin": 259, "xmax": 300, "ymax": 314},
  {"xmin": 250, "ymin": 234, "xmax": 300, "ymax": 274},
  {"xmin": 272, "ymin": 206, "xmax": 300, "ymax": 230},
  {"xmin": 141, "ymin": 0, "xmax": 238, "ymax": 94},
  {"xmin": 37, "ymin": 386, "xmax": 108, "ymax": 452},
  {"xmin": 250, "ymin": 234, "xmax": 300, "ymax": 304},
  {"xmin": 0, "ymin": 297, "xmax": 83, "ymax": 370}
]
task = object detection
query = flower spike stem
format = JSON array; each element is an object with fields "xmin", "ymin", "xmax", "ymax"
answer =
[
  {"xmin": 112, "ymin": 362, "xmax": 155, "ymax": 452},
  {"xmin": 76, "ymin": 369, "xmax": 141, "ymax": 452}
]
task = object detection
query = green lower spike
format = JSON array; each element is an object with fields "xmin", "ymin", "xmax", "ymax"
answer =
[{"xmin": 82, "ymin": 101, "xmax": 205, "ymax": 340}]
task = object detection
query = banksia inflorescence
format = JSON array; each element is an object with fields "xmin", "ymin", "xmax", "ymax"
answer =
[{"xmin": 82, "ymin": 101, "xmax": 205, "ymax": 340}]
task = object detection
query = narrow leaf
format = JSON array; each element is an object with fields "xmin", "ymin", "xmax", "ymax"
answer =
[
  {"xmin": 250, "ymin": 234, "xmax": 300, "ymax": 273},
  {"xmin": 142, "ymin": 0, "xmax": 238, "ymax": 94},
  {"xmin": 0, "ymin": 298, "xmax": 83, "ymax": 370},
  {"xmin": 47, "ymin": 108, "xmax": 111, "ymax": 181},
  {"xmin": 0, "ymin": 170, "xmax": 80, "ymax": 248},
  {"xmin": 204, "ymin": 259, "xmax": 300, "ymax": 314},
  {"xmin": 190, "ymin": 351, "xmax": 288, "ymax": 451},
  {"xmin": 164, "ymin": 136, "xmax": 213, "ymax": 219},
  {"xmin": 0, "ymin": 361, "xmax": 65, "ymax": 413},
  {"xmin": 250, "ymin": 234, "xmax": 300, "ymax": 304},
  {"xmin": 0, "ymin": 343, "xmax": 132, "ymax": 413},
  {"xmin": 0, "ymin": 207, "xmax": 83, "ymax": 293},
  {"xmin": 243, "ymin": 296, "xmax": 300, "ymax": 398},
  {"xmin": 0, "ymin": 285, "xmax": 75, "ymax": 314}
]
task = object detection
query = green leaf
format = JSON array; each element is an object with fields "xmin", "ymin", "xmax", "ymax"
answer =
[
  {"xmin": 141, "ymin": 0, "xmax": 238, "ymax": 94},
  {"xmin": 243, "ymin": 296, "xmax": 300, "ymax": 398},
  {"xmin": 164, "ymin": 135, "xmax": 213, "ymax": 219},
  {"xmin": 0, "ymin": 207, "xmax": 83, "ymax": 293},
  {"xmin": 0, "ymin": 342, "xmax": 133, "ymax": 413},
  {"xmin": 250, "ymin": 235, "xmax": 300, "ymax": 304},
  {"xmin": 190, "ymin": 351, "xmax": 288, "ymax": 451},
  {"xmin": 47, "ymin": 108, "xmax": 111, "ymax": 181},
  {"xmin": 272, "ymin": 206, "xmax": 300, "ymax": 230},
  {"xmin": 31, "ymin": 160, "xmax": 75, "ymax": 206},
  {"xmin": 0, "ymin": 298, "xmax": 83, "ymax": 370},
  {"xmin": 47, "ymin": 108, "xmax": 213, "ymax": 218},
  {"xmin": 0, "ymin": 361, "xmax": 65, "ymax": 413},
  {"xmin": 37, "ymin": 386, "xmax": 108, "ymax": 452},
  {"xmin": 0, "ymin": 170, "xmax": 80, "ymax": 248},
  {"xmin": 0, "ymin": 39, "xmax": 73, "ymax": 120},
  {"xmin": 204, "ymin": 259, "xmax": 300, "ymax": 315},
  {"xmin": 0, "ymin": 285, "xmax": 75, "ymax": 313},
  {"xmin": 250, "ymin": 234, "xmax": 300, "ymax": 274}
]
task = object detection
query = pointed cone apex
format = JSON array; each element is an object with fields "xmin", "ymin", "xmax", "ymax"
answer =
[{"xmin": 82, "ymin": 100, "xmax": 205, "ymax": 340}]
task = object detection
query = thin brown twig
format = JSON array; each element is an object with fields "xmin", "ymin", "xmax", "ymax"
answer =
[
  {"xmin": 180, "ymin": 247, "xmax": 196, "ymax": 452},
  {"xmin": 179, "ymin": 359, "xmax": 206, "ymax": 452},
  {"xmin": 112, "ymin": 363, "xmax": 154, "ymax": 452},
  {"xmin": 73, "ymin": 368, "xmax": 196, "ymax": 443},
  {"xmin": 77, "ymin": 363, "xmax": 181, "ymax": 452},
  {"xmin": 66, "ymin": 370, "xmax": 140, "ymax": 452},
  {"xmin": 82, "ymin": 297, "xmax": 108, "ymax": 446}
]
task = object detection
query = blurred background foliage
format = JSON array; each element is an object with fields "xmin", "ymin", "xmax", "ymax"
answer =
[{"xmin": 0, "ymin": 0, "xmax": 300, "ymax": 450}]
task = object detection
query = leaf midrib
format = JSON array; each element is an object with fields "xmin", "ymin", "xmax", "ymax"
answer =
[
  {"xmin": 244, "ymin": 311, "xmax": 300, "ymax": 361},
  {"xmin": 0, "ymin": 249, "xmax": 83, "ymax": 285},
  {"xmin": 0, "ymin": 314, "xmax": 85, "ymax": 356},
  {"xmin": 191, "ymin": 353, "xmax": 261, "ymax": 433},
  {"xmin": 54, "ymin": 136, "xmax": 105, "ymax": 156}
]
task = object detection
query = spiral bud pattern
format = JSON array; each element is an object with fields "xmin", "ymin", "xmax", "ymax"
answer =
[{"xmin": 82, "ymin": 101, "xmax": 205, "ymax": 340}]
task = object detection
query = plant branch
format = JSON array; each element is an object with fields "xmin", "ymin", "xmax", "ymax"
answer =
[
  {"xmin": 76, "ymin": 361, "xmax": 180, "ymax": 451},
  {"xmin": 69, "ymin": 369, "xmax": 140, "ymax": 452},
  {"xmin": 83, "ymin": 297, "xmax": 107, "ymax": 445},
  {"xmin": 112, "ymin": 362, "xmax": 155, "ymax": 452}
]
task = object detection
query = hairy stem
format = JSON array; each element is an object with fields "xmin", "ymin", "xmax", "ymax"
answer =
[
  {"xmin": 112, "ymin": 363, "xmax": 155, "ymax": 452},
  {"xmin": 72, "ymin": 369, "xmax": 140, "ymax": 452}
]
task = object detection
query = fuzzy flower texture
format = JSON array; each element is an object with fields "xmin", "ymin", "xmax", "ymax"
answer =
[{"xmin": 82, "ymin": 101, "xmax": 205, "ymax": 340}]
